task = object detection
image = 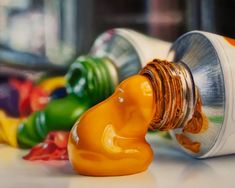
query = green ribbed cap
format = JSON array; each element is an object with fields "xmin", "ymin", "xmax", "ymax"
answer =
[{"xmin": 65, "ymin": 56, "xmax": 118, "ymax": 105}]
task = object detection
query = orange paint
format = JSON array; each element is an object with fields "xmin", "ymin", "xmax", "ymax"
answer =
[
  {"xmin": 177, "ymin": 91, "xmax": 208, "ymax": 153},
  {"xmin": 183, "ymin": 93, "xmax": 208, "ymax": 134},
  {"xmin": 68, "ymin": 75, "xmax": 155, "ymax": 176},
  {"xmin": 68, "ymin": 59, "xmax": 206, "ymax": 176},
  {"xmin": 224, "ymin": 37, "xmax": 235, "ymax": 46},
  {"xmin": 175, "ymin": 134, "xmax": 201, "ymax": 153}
]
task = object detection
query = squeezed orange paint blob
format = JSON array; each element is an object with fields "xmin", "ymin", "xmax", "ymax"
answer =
[
  {"xmin": 68, "ymin": 59, "xmax": 207, "ymax": 176},
  {"xmin": 68, "ymin": 75, "xmax": 155, "ymax": 176}
]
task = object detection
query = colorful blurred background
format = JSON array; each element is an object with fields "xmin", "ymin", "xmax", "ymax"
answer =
[{"xmin": 0, "ymin": 0, "xmax": 234, "ymax": 68}]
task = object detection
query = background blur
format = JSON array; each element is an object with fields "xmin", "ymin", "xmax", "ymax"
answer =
[{"xmin": 0, "ymin": 0, "xmax": 234, "ymax": 67}]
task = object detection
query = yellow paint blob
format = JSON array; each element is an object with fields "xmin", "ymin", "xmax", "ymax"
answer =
[
  {"xmin": 0, "ymin": 111, "xmax": 21, "ymax": 147},
  {"xmin": 38, "ymin": 76, "xmax": 65, "ymax": 94},
  {"xmin": 68, "ymin": 75, "xmax": 155, "ymax": 176}
]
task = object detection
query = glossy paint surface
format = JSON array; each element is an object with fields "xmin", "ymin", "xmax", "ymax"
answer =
[{"xmin": 68, "ymin": 75, "xmax": 155, "ymax": 176}]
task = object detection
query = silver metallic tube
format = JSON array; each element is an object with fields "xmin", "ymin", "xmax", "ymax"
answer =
[
  {"xmin": 167, "ymin": 31, "xmax": 235, "ymax": 158},
  {"xmin": 90, "ymin": 28, "xmax": 172, "ymax": 84}
]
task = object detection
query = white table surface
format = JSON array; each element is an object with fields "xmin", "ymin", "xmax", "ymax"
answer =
[{"xmin": 0, "ymin": 134, "xmax": 234, "ymax": 188}]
